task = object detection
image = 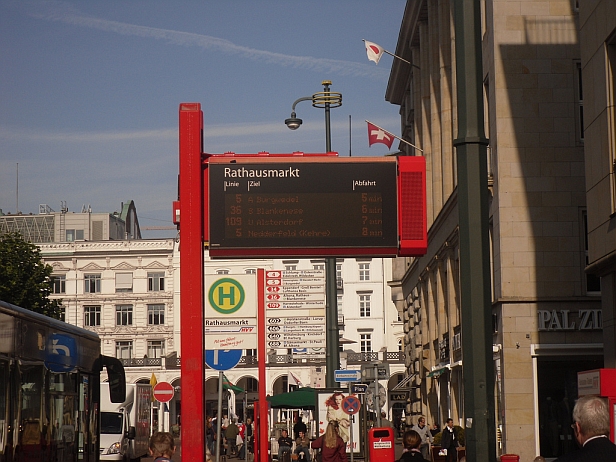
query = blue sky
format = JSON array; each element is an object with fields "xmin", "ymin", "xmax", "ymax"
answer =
[{"xmin": 0, "ymin": 0, "xmax": 405, "ymax": 238}]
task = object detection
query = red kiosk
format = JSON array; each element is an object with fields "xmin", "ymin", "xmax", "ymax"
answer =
[{"xmin": 175, "ymin": 103, "xmax": 427, "ymax": 462}]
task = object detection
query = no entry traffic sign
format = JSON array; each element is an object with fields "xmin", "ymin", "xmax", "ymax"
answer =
[
  {"xmin": 342, "ymin": 395, "xmax": 361, "ymax": 415},
  {"xmin": 153, "ymin": 382, "xmax": 175, "ymax": 403}
]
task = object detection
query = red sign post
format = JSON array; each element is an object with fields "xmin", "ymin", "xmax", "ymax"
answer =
[
  {"xmin": 175, "ymin": 103, "xmax": 427, "ymax": 462},
  {"xmin": 153, "ymin": 382, "xmax": 175, "ymax": 403}
]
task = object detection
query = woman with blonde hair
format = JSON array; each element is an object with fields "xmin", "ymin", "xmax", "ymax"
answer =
[{"xmin": 311, "ymin": 421, "xmax": 347, "ymax": 462}]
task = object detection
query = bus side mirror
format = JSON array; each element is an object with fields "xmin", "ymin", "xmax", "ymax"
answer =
[{"xmin": 101, "ymin": 355, "xmax": 126, "ymax": 403}]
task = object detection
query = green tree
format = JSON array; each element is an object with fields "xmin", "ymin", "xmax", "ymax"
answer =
[{"xmin": 0, "ymin": 232, "xmax": 62, "ymax": 319}]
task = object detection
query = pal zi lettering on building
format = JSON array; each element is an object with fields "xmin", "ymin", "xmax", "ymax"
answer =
[{"xmin": 537, "ymin": 309, "xmax": 602, "ymax": 331}]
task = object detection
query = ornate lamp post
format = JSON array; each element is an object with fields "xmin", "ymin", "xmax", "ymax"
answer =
[{"xmin": 285, "ymin": 80, "xmax": 342, "ymax": 388}]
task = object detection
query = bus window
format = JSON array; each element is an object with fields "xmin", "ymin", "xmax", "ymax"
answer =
[{"xmin": 0, "ymin": 360, "xmax": 8, "ymax": 457}]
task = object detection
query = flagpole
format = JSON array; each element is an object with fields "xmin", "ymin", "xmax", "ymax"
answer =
[
  {"xmin": 365, "ymin": 120, "xmax": 424, "ymax": 153},
  {"xmin": 382, "ymin": 49, "xmax": 411, "ymax": 64}
]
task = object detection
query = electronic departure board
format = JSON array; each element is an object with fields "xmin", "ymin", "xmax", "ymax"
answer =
[{"xmin": 207, "ymin": 157, "xmax": 400, "ymax": 256}]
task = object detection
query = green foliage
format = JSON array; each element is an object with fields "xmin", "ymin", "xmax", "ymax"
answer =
[
  {"xmin": 0, "ymin": 232, "xmax": 62, "ymax": 319},
  {"xmin": 433, "ymin": 426, "xmax": 465, "ymax": 446}
]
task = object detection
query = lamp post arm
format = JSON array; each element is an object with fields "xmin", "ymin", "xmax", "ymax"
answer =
[{"xmin": 291, "ymin": 96, "xmax": 313, "ymax": 112}]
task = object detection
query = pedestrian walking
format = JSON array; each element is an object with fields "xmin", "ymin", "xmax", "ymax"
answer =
[
  {"xmin": 311, "ymin": 421, "xmax": 347, "ymax": 462},
  {"xmin": 440, "ymin": 419, "xmax": 459, "ymax": 462},
  {"xmin": 411, "ymin": 416, "xmax": 433, "ymax": 460}
]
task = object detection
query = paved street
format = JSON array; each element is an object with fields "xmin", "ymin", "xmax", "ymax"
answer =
[{"xmin": 142, "ymin": 435, "xmax": 405, "ymax": 462}]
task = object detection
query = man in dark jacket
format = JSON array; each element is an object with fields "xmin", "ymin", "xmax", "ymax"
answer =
[
  {"xmin": 554, "ymin": 395, "xmax": 616, "ymax": 462},
  {"xmin": 440, "ymin": 418, "xmax": 459, "ymax": 462},
  {"xmin": 225, "ymin": 419, "xmax": 240, "ymax": 456}
]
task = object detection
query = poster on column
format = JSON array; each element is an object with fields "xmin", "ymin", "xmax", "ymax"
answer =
[
  {"xmin": 316, "ymin": 390, "xmax": 363, "ymax": 456},
  {"xmin": 205, "ymin": 274, "xmax": 258, "ymax": 349}
]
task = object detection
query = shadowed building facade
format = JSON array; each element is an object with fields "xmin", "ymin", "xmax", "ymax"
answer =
[{"xmin": 387, "ymin": 1, "xmax": 606, "ymax": 460}]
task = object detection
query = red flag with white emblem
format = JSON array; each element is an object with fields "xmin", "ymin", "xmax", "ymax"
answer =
[
  {"xmin": 367, "ymin": 121, "xmax": 394, "ymax": 149},
  {"xmin": 364, "ymin": 40, "xmax": 384, "ymax": 64}
]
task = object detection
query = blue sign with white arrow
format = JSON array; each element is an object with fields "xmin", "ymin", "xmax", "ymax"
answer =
[
  {"xmin": 45, "ymin": 333, "xmax": 78, "ymax": 372},
  {"xmin": 334, "ymin": 369, "xmax": 362, "ymax": 382},
  {"xmin": 205, "ymin": 349, "xmax": 243, "ymax": 371}
]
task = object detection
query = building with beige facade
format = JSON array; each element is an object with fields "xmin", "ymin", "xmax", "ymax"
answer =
[
  {"xmin": 579, "ymin": 0, "xmax": 616, "ymax": 369},
  {"xmin": 19, "ymin": 210, "xmax": 406, "ymax": 432},
  {"xmin": 387, "ymin": 1, "xmax": 606, "ymax": 460}
]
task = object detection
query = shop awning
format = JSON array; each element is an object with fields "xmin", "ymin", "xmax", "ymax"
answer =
[
  {"xmin": 267, "ymin": 386, "xmax": 317, "ymax": 409},
  {"xmin": 427, "ymin": 366, "xmax": 449, "ymax": 378}
]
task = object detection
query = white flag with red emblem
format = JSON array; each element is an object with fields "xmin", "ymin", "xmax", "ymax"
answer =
[
  {"xmin": 364, "ymin": 40, "xmax": 384, "ymax": 64},
  {"xmin": 367, "ymin": 122, "xmax": 394, "ymax": 149},
  {"xmin": 288, "ymin": 372, "xmax": 303, "ymax": 388}
]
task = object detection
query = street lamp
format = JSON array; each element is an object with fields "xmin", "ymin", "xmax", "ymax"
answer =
[{"xmin": 285, "ymin": 80, "xmax": 342, "ymax": 388}]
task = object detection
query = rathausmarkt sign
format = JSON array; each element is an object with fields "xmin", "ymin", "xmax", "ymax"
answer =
[{"xmin": 537, "ymin": 309, "xmax": 602, "ymax": 331}]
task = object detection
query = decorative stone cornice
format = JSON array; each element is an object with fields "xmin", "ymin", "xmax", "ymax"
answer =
[
  {"xmin": 112, "ymin": 261, "xmax": 138, "ymax": 271},
  {"xmin": 39, "ymin": 239, "xmax": 175, "ymax": 254},
  {"xmin": 51, "ymin": 261, "xmax": 70, "ymax": 272}
]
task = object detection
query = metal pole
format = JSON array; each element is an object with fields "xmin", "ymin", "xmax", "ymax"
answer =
[
  {"xmin": 324, "ymin": 81, "xmax": 340, "ymax": 388},
  {"xmin": 374, "ymin": 364, "xmax": 381, "ymax": 428},
  {"xmin": 244, "ymin": 393, "xmax": 248, "ymax": 462},
  {"xmin": 453, "ymin": 1, "xmax": 496, "ymax": 461},
  {"xmin": 349, "ymin": 414, "xmax": 354, "ymax": 462},
  {"xmin": 216, "ymin": 371, "xmax": 223, "ymax": 462}
]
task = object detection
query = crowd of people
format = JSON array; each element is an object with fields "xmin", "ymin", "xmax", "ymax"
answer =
[
  {"xmin": 397, "ymin": 395, "xmax": 616, "ymax": 462},
  {"xmin": 153, "ymin": 394, "xmax": 616, "ymax": 462},
  {"xmin": 205, "ymin": 413, "xmax": 254, "ymax": 459}
]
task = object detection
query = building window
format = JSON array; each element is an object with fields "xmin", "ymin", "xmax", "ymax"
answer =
[
  {"xmin": 216, "ymin": 269, "xmax": 230, "ymax": 275},
  {"xmin": 359, "ymin": 293, "xmax": 371, "ymax": 317},
  {"xmin": 312, "ymin": 260, "xmax": 325, "ymax": 271},
  {"xmin": 398, "ymin": 339, "xmax": 403, "ymax": 352},
  {"xmin": 283, "ymin": 260, "xmax": 298, "ymax": 271},
  {"xmin": 115, "ymin": 305, "xmax": 133, "ymax": 326},
  {"xmin": 360, "ymin": 334, "xmax": 372, "ymax": 353},
  {"xmin": 148, "ymin": 272, "xmax": 165, "ymax": 291},
  {"xmin": 115, "ymin": 273, "xmax": 133, "ymax": 293},
  {"xmin": 245, "ymin": 348, "xmax": 257, "ymax": 357},
  {"xmin": 337, "ymin": 294, "xmax": 343, "ymax": 312},
  {"xmin": 84, "ymin": 274, "xmax": 101, "ymax": 293},
  {"xmin": 574, "ymin": 61, "xmax": 584, "ymax": 143},
  {"xmin": 245, "ymin": 268, "xmax": 256, "ymax": 274},
  {"xmin": 583, "ymin": 212, "xmax": 601, "ymax": 294},
  {"xmin": 59, "ymin": 305, "xmax": 65, "ymax": 322},
  {"xmin": 148, "ymin": 304, "xmax": 165, "ymax": 325},
  {"xmin": 84, "ymin": 305, "xmax": 101, "ymax": 327},
  {"xmin": 116, "ymin": 341, "xmax": 133, "ymax": 359},
  {"xmin": 359, "ymin": 262, "xmax": 370, "ymax": 281},
  {"xmin": 65, "ymin": 229, "xmax": 84, "ymax": 242},
  {"xmin": 245, "ymin": 377, "xmax": 259, "ymax": 392},
  {"xmin": 51, "ymin": 275, "xmax": 66, "ymax": 294},
  {"xmin": 147, "ymin": 340, "xmax": 165, "ymax": 358},
  {"xmin": 336, "ymin": 263, "xmax": 343, "ymax": 280}
]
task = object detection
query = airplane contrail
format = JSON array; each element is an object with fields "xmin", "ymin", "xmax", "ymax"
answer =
[{"xmin": 21, "ymin": 0, "xmax": 389, "ymax": 80}]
